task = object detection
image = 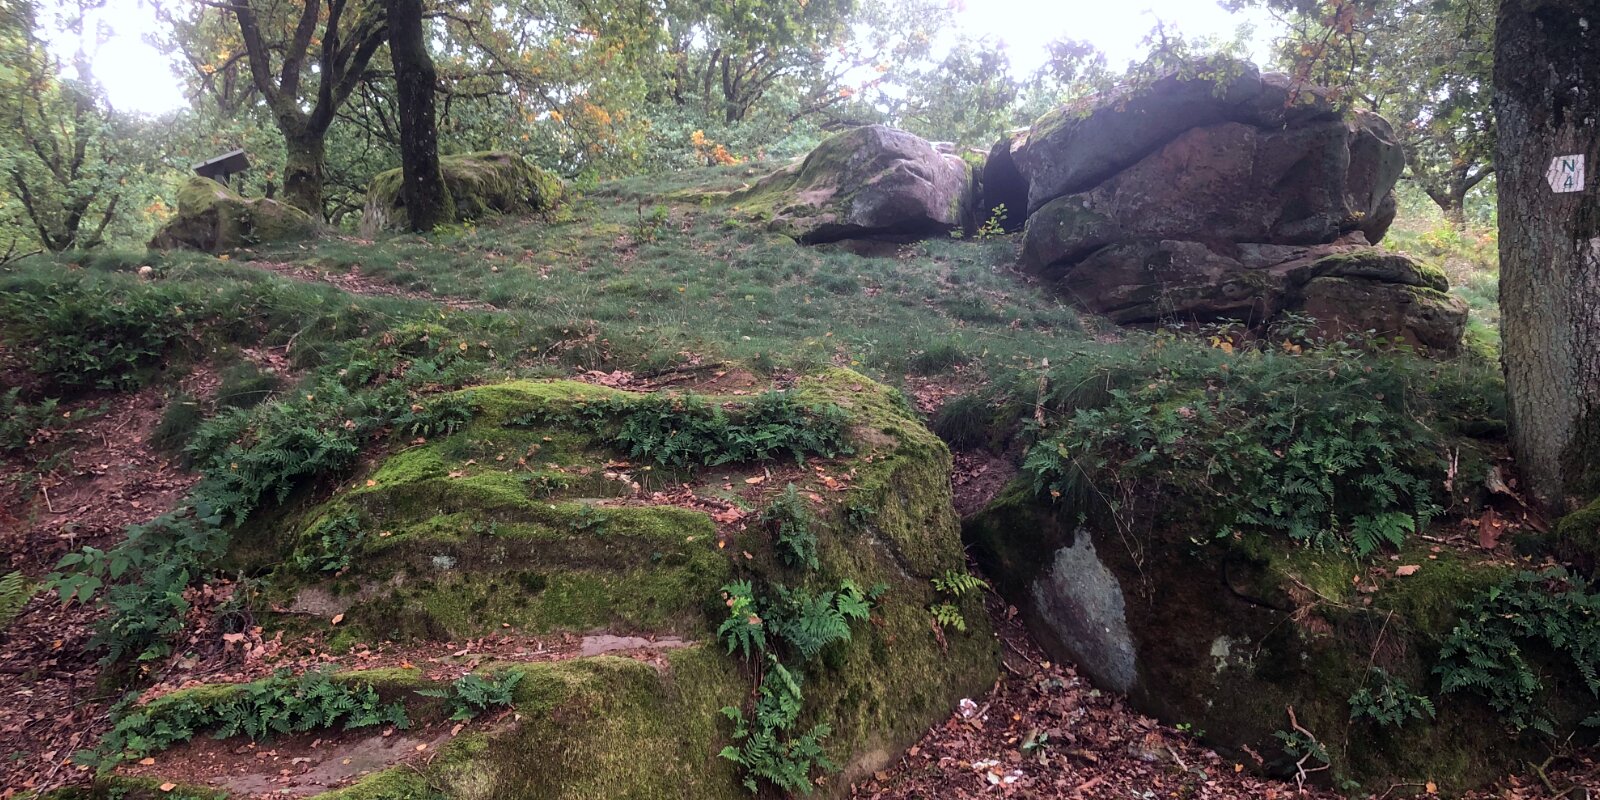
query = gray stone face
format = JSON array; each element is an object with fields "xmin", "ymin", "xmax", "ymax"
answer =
[
  {"xmin": 729, "ymin": 125, "xmax": 977, "ymax": 243},
  {"xmin": 1028, "ymin": 529, "xmax": 1137, "ymax": 694}
]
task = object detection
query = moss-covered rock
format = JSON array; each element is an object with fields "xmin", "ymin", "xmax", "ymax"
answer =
[
  {"xmin": 1555, "ymin": 497, "xmax": 1600, "ymax": 578},
  {"xmin": 149, "ymin": 177, "xmax": 318, "ymax": 253},
  {"xmin": 132, "ymin": 370, "xmax": 995, "ymax": 798},
  {"xmin": 727, "ymin": 126, "xmax": 978, "ymax": 243},
  {"xmin": 967, "ymin": 482, "xmax": 1537, "ymax": 793},
  {"xmin": 359, "ymin": 151, "xmax": 563, "ymax": 236}
]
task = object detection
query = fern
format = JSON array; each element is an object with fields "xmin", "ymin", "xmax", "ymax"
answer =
[
  {"xmin": 0, "ymin": 571, "xmax": 33, "ymax": 630},
  {"xmin": 1348, "ymin": 668, "xmax": 1435, "ymax": 728},
  {"xmin": 1436, "ymin": 569, "xmax": 1600, "ymax": 735},
  {"xmin": 930, "ymin": 602, "xmax": 967, "ymax": 633},
  {"xmin": 764, "ymin": 484, "xmax": 819, "ymax": 571},
  {"xmin": 415, "ymin": 670, "xmax": 522, "ymax": 721},
  {"xmin": 931, "ymin": 570, "xmax": 988, "ymax": 598},
  {"xmin": 718, "ymin": 580, "xmax": 768, "ymax": 660},
  {"xmin": 719, "ymin": 656, "xmax": 838, "ymax": 794}
]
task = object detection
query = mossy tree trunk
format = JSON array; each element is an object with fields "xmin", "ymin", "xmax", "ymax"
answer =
[
  {"xmin": 1495, "ymin": 0, "xmax": 1600, "ymax": 511},
  {"xmin": 387, "ymin": 0, "xmax": 448, "ymax": 232},
  {"xmin": 230, "ymin": 0, "xmax": 388, "ymax": 220}
]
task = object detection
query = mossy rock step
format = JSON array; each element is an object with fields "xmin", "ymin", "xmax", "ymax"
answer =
[
  {"xmin": 966, "ymin": 483, "xmax": 1570, "ymax": 795},
  {"xmin": 149, "ymin": 176, "xmax": 319, "ymax": 253},
  {"xmin": 222, "ymin": 369, "xmax": 996, "ymax": 797},
  {"xmin": 359, "ymin": 151, "xmax": 563, "ymax": 236}
]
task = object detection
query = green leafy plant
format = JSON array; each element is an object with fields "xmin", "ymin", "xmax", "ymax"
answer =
[
  {"xmin": 719, "ymin": 656, "xmax": 837, "ymax": 794},
  {"xmin": 416, "ymin": 670, "xmax": 523, "ymax": 721},
  {"xmin": 48, "ymin": 500, "xmax": 228, "ymax": 664},
  {"xmin": 293, "ymin": 511, "xmax": 367, "ymax": 574},
  {"xmin": 93, "ymin": 669, "xmax": 408, "ymax": 768},
  {"xmin": 764, "ymin": 484, "xmax": 819, "ymax": 571},
  {"xmin": 763, "ymin": 581, "xmax": 881, "ymax": 661},
  {"xmin": 0, "ymin": 386, "xmax": 65, "ymax": 454},
  {"xmin": 1021, "ymin": 338, "xmax": 1448, "ymax": 556},
  {"xmin": 0, "ymin": 570, "xmax": 33, "ymax": 630},
  {"xmin": 929, "ymin": 569, "xmax": 988, "ymax": 633},
  {"xmin": 518, "ymin": 390, "xmax": 852, "ymax": 470},
  {"xmin": 1435, "ymin": 569, "xmax": 1600, "ymax": 734},
  {"xmin": 718, "ymin": 580, "xmax": 768, "ymax": 660},
  {"xmin": 0, "ymin": 278, "xmax": 194, "ymax": 392},
  {"xmin": 393, "ymin": 392, "xmax": 476, "ymax": 439},
  {"xmin": 1348, "ymin": 668, "xmax": 1436, "ymax": 728}
]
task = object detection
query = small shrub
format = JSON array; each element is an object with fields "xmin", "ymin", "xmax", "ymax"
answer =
[
  {"xmin": 416, "ymin": 670, "xmax": 523, "ymax": 721},
  {"xmin": 764, "ymin": 484, "xmax": 819, "ymax": 571},
  {"xmin": 1348, "ymin": 668, "xmax": 1435, "ymax": 728},
  {"xmin": 150, "ymin": 393, "xmax": 205, "ymax": 457},
  {"xmin": 49, "ymin": 500, "xmax": 228, "ymax": 664},
  {"xmin": 929, "ymin": 394, "xmax": 993, "ymax": 451}
]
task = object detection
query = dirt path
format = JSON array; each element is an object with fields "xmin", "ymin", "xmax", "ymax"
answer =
[{"xmin": 243, "ymin": 258, "xmax": 500, "ymax": 312}]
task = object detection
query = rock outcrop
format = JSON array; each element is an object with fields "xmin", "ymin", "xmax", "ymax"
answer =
[
  {"xmin": 359, "ymin": 151, "xmax": 563, "ymax": 237},
  {"xmin": 109, "ymin": 371, "xmax": 997, "ymax": 798},
  {"xmin": 967, "ymin": 485, "xmax": 1555, "ymax": 794},
  {"xmin": 1006, "ymin": 61, "xmax": 1465, "ymax": 353},
  {"xmin": 149, "ymin": 176, "xmax": 318, "ymax": 253},
  {"xmin": 728, "ymin": 125, "xmax": 978, "ymax": 243}
]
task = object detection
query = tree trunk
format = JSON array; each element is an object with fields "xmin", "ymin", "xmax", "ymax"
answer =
[
  {"xmin": 388, "ymin": 0, "xmax": 448, "ymax": 232},
  {"xmin": 283, "ymin": 129, "xmax": 327, "ymax": 219},
  {"xmin": 1495, "ymin": 0, "xmax": 1600, "ymax": 512}
]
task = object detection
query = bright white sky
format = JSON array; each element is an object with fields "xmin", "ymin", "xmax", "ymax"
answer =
[{"xmin": 55, "ymin": 0, "xmax": 1281, "ymax": 116}]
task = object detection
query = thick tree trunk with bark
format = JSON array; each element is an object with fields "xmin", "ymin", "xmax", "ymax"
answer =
[
  {"xmin": 283, "ymin": 128, "xmax": 327, "ymax": 219},
  {"xmin": 1495, "ymin": 0, "xmax": 1600, "ymax": 512},
  {"xmin": 387, "ymin": 0, "xmax": 448, "ymax": 232}
]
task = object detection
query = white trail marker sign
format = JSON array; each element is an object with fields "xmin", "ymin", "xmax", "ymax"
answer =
[{"xmin": 1547, "ymin": 154, "xmax": 1586, "ymax": 193}]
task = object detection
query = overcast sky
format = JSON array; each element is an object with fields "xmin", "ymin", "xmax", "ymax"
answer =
[{"xmin": 54, "ymin": 0, "xmax": 1280, "ymax": 116}]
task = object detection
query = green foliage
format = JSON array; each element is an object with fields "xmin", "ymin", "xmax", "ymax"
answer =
[
  {"xmin": 1348, "ymin": 668, "xmax": 1436, "ymax": 728},
  {"xmin": 94, "ymin": 669, "xmax": 408, "ymax": 768},
  {"xmin": 0, "ymin": 386, "xmax": 63, "ymax": 454},
  {"xmin": 185, "ymin": 380, "xmax": 383, "ymax": 524},
  {"xmin": 717, "ymin": 580, "xmax": 768, "ymax": 660},
  {"xmin": 520, "ymin": 390, "xmax": 852, "ymax": 469},
  {"xmin": 1435, "ymin": 569, "xmax": 1600, "ymax": 735},
  {"xmin": 0, "ymin": 570, "xmax": 33, "ymax": 630},
  {"xmin": 763, "ymin": 484, "xmax": 819, "ymax": 571},
  {"xmin": 929, "ymin": 569, "xmax": 987, "ymax": 633},
  {"xmin": 215, "ymin": 362, "xmax": 283, "ymax": 412},
  {"xmin": 719, "ymin": 656, "xmax": 837, "ymax": 794},
  {"xmin": 415, "ymin": 670, "xmax": 523, "ymax": 721},
  {"xmin": 0, "ymin": 278, "xmax": 194, "ymax": 392},
  {"xmin": 47, "ymin": 500, "xmax": 228, "ymax": 664},
  {"xmin": 294, "ymin": 511, "xmax": 367, "ymax": 574},
  {"xmin": 1274, "ymin": 727, "xmax": 1330, "ymax": 768},
  {"xmin": 393, "ymin": 391, "xmax": 477, "ymax": 439},
  {"xmin": 929, "ymin": 394, "xmax": 994, "ymax": 451},
  {"xmin": 1019, "ymin": 336, "xmax": 1465, "ymax": 556},
  {"xmin": 763, "ymin": 581, "xmax": 881, "ymax": 661}
]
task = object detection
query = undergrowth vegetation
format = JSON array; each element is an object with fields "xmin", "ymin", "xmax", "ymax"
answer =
[
  {"xmin": 92, "ymin": 669, "xmax": 409, "ymax": 768},
  {"xmin": 1016, "ymin": 332, "xmax": 1502, "ymax": 556}
]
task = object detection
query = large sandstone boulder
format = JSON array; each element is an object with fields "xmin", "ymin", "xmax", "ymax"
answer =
[
  {"xmin": 107, "ymin": 370, "xmax": 997, "ymax": 798},
  {"xmin": 966, "ymin": 486, "xmax": 1574, "ymax": 794},
  {"xmin": 149, "ymin": 176, "xmax": 318, "ymax": 253},
  {"xmin": 359, "ymin": 151, "xmax": 563, "ymax": 237},
  {"xmin": 728, "ymin": 125, "xmax": 978, "ymax": 243},
  {"xmin": 1006, "ymin": 60, "xmax": 1463, "ymax": 353}
]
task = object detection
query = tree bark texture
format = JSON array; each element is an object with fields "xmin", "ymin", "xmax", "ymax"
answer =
[
  {"xmin": 1495, "ymin": 0, "xmax": 1600, "ymax": 511},
  {"xmin": 387, "ymin": 0, "xmax": 448, "ymax": 231}
]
